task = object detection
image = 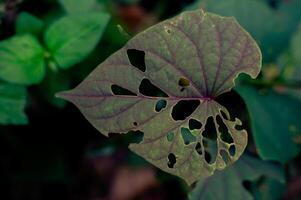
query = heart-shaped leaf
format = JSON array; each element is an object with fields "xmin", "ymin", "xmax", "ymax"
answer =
[{"xmin": 57, "ymin": 10, "xmax": 261, "ymax": 184}]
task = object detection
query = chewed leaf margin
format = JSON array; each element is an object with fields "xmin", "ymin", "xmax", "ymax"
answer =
[{"xmin": 57, "ymin": 9, "xmax": 262, "ymax": 185}]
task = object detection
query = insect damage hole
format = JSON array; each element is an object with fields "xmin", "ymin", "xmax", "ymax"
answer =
[
  {"xmin": 216, "ymin": 115, "xmax": 234, "ymax": 144},
  {"xmin": 171, "ymin": 100, "xmax": 200, "ymax": 121},
  {"xmin": 139, "ymin": 79, "xmax": 169, "ymax": 97},
  {"xmin": 202, "ymin": 117, "xmax": 217, "ymax": 140},
  {"xmin": 167, "ymin": 153, "xmax": 176, "ymax": 168},
  {"xmin": 195, "ymin": 142, "xmax": 202, "ymax": 155},
  {"xmin": 202, "ymin": 117, "xmax": 218, "ymax": 164},
  {"xmin": 229, "ymin": 145, "xmax": 236, "ymax": 156},
  {"xmin": 127, "ymin": 49, "xmax": 146, "ymax": 72},
  {"xmin": 155, "ymin": 99, "xmax": 167, "ymax": 112},
  {"xmin": 189, "ymin": 119, "xmax": 202, "ymax": 130},
  {"xmin": 111, "ymin": 84, "xmax": 137, "ymax": 96},
  {"xmin": 166, "ymin": 132, "xmax": 174, "ymax": 142},
  {"xmin": 204, "ymin": 151, "xmax": 212, "ymax": 163},
  {"xmin": 180, "ymin": 128, "xmax": 196, "ymax": 145}
]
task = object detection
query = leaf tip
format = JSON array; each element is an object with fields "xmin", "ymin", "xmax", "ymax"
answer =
[{"xmin": 55, "ymin": 90, "xmax": 72, "ymax": 101}]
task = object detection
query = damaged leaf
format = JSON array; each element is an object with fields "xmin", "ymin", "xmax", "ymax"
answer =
[{"xmin": 57, "ymin": 10, "xmax": 261, "ymax": 184}]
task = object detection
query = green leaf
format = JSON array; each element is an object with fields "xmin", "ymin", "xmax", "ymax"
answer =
[
  {"xmin": 44, "ymin": 13, "xmax": 110, "ymax": 69},
  {"xmin": 0, "ymin": 34, "xmax": 45, "ymax": 85},
  {"xmin": 251, "ymin": 177, "xmax": 285, "ymax": 200},
  {"xmin": 59, "ymin": 0, "xmax": 99, "ymax": 14},
  {"xmin": 237, "ymin": 86, "xmax": 301, "ymax": 163},
  {"xmin": 291, "ymin": 29, "xmax": 301, "ymax": 68},
  {"xmin": 188, "ymin": 0, "xmax": 301, "ymax": 62},
  {"xmin": 189, "ymin": 154, "xmax": 285, "ymax": 200},
  {"xmin": 57, "ymin": 10, "xmax": 262, "ymax": 184},
  {"xmin": 0, "ymin": 82, "xmax": 28, "ymax": 125},
  {"xmin": 16, "ymin": 12, "xmax": 44, "ymax": 36}
]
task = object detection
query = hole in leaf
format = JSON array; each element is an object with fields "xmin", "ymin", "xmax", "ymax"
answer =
[
  {"xmin": 108, "ymin": 130, "xmax": 144, "ymax": 144},
  {"xmin": 111, "ymin": 84, "xmax": 136, "ymax": 96},
  {"xmin": 229, "ymin": 145, "xmax": 236, "ymax": 156},
  {"xmin": 189, "ymin": 119, "xmax": 202, "ymax": 130},
  {"xmin": 126, "ymin": 130, "xmax": 144, "ymax": 144},
  {"xmin": 127, "ymin": 49, "xmax": 146, "ymax": 72},
  {"xmin": 155, "ymin": 99, "xmax": 167, "ymax": 112},
  {"xmin": 133, "ymin": 122, "xmax": 138, "ymax": 126},
  {"xmin": 139, "ymin": 79, "xmax": 168, "ymax": 97},
  {"xmin": 180, "ymin": 127, "xmax": 196, "ymax": 145},
  {"xmin": 166, "ymin": 132, "xmax": 174, "ymax": 142},
  {"xmin": 171, "ymin": 100, "xmax": 200, "ymax": 121},
  {"xmin": 167, "ymin": 153, "xmax": 176, "ymax": 168},
  {"xmin": 216, "ymin": 115, "xmax": 234, "ymax": 144},
  {"xmin": 235, "ymin": 124, "xmax": 244, "ymax": 130},
  {"xmin": 203, "ymin": 138, "xmax": 218, "ymax": 164},
  {"xmin": 220, "ymin": 150, "xmax": 230, "ymax": 164},
  {"xmin": 202, "ymin": 117, "xmax": 217, "ymax": 140},
  {"xmin": 195, "ymin": 142, "xmax": 202, "ymax": 155},
  {"xmin": 204, "ymin": 151, "xmax": 211, "ymax": 163},
  {"xmin": 108, "ymin": 132, "xmax": 120, "ymax": 138},
  {"xmin": 220, "ymin": 111, "xmax": 229, "ymax": 120}
]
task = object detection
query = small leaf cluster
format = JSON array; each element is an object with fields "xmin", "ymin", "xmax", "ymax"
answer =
[{"xmin": 0, "ymin": 0, "xmax": 110, "ymax": 125}]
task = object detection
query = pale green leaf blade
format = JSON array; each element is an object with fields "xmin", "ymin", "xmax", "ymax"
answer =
[
  {"xmin": 57, "ymin": 10, "xmax": 261, "ymax": 184},
  {"xmin": 16, "ymin": 12, "xmax": 44, "ymax": 36},
  {"xmin": 59, "ymin": 0, "xmax": 99, "ymax": 14},
  {"xmin": 0, "ymin": 34, "xmax": 45, "ymax": 85},
  {"xmin": 237, "ymin": 86, "xmax": 300, "ymax": 163},
  {"xmin": 0, "ymin": 82, "xmax": 28, "ymax": 125},
  {"xmin": 44, "ymin": 13, "xmax": 110, "ymax": 69},
  {"xmin": 189, "ymin": 155, "xmax": 285, "ymax": 200}
]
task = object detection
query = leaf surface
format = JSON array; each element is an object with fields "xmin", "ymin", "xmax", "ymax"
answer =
[
  {"xmin": 0, "ymin": 82, "xmax": 28, "ymax": 125},
  {"xmin": 0, "ymin": 34, "xmax": 45, "ymax": 85},
  {"xmin": 59, "ymin": 0, "xmax": 99, "ymax": 14},
  {"xmin": 237, "ymin": 86, "xmax": 301, "ymax": 163},
  {"xmin": 16, "ymin": 12, "xmax": 44, "ymax": 36},
  {"xmin": 189, "ymin": 155, "xmax": 285, "ymax": 200},
  {"xmin": 58, "ymin": 10, "xmax": 261, "ymax": 184},
  {"xmin": 44, "ymin": 13, "xmax": 110, "ymax": 69},
  {"xmin": 188, "ymin": 0, "xmax": 301, "ymax": 61}
]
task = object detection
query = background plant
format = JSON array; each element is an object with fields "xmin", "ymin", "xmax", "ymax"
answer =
[{"xmin": 1, "ymin": 0, "xmax": 301, "ymax": 200}]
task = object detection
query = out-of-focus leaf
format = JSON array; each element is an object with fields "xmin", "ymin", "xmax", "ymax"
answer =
[
  {"xmin": 237, "ymin": 86, "xmax": 301, "ymax": 163},
  {"xmin": 0, "ymin": 82, "xmax": 27, "ymax": 125},
  {"xmin": 0, "ymin": 34, "xmax": 45, "ymax": 85},
  {"xmin": 189, "ymin": 155, "xmax": 285, "ymax": 200},
  {"xmin": 251, "ymin": 177, "xmax": 286, "ymax": 200},
  {"xmin": 291, "ymin": 28, "xmax": 301, "ymax": 68},
  {"xmin": 44, "ymin": 13, "xmax": 110, "ymax": 69},
  {"xmin": 59, "ymin": 0, "xmax": 99, "ymax": 14},
  {"xmin": 57, "ymin": 10, "xmax": 261, "ymax": 184},
  {"xmin": 277, "ymin": 26, "xmax": 301, "ymax": 82},
  {"xmin": 16, "ymin": 12, "xmax": 44, "ymax": 36},
  {"xmin": 39, "ymin": 70, "xmax": 70, "ymax": 108},
  {"xmin": 187, "ymin": 0, "xmax": 301, "ymax": 62}
]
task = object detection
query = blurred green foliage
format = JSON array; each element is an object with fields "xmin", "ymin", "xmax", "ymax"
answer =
[{"xmin": 1, "ymin": 0, "xmax": 301, "ymax": 199}]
